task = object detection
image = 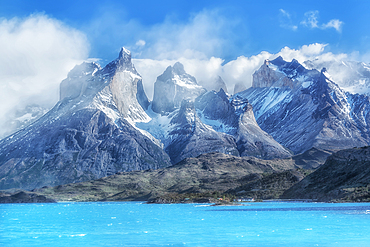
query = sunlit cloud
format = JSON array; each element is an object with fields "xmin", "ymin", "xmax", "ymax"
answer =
[
  {"xmin": 276, "ymin": 43, "xmax": 328, "ymax": 63},
  {"xmin": 301, "ymin": 10, "xmax": 343, "ymax": 33},
  {"xmin": 0, "ymin": 14, "xmax": 89, "ymax": 137},
  {"xmin": 134, "ymin": 43, "xmax": 359, "ymax": 99},
  {"xmin": 322, "ymin": 19, "xmax": 343, "ymax": 32}
]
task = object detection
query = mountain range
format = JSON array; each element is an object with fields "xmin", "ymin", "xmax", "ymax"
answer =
[
  {"xmin": 1, "ymin": 47, "xmax": 370, "ymax": 194},
  {"xmin": 239, "ymin": 57, "xmax": 370, "ymax": 154}
]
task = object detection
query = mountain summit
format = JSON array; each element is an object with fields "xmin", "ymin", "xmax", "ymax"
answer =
[
  {"xmin": 0, "ymin": 47, "xmax": 171, "ymax": 190},
  {"xmin": 239, "ymin": 56, "xmax": 370, "ymax": 154},
  {"xmin": 152, "ymin": 62, "xmax": 206, "ymax": 114}
]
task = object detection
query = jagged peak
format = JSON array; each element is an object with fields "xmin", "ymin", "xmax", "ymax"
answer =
[
  {"xmin": 67, "ymin": 62, "xmax": 100, "ymax": 78},
  {"xmin": 216, "ymin": 88, "xmax": 229, "ymax": 102},
  {"xmin": 169, "ymin": 99, "xmax": 196, "ymax": 125},
  {"xmin": 291, "ymin": 58, "xmax": 299, "ymax": 64},
  {"xmin": 271, "ymin": 56, "xmax": 285, "ymax": 65},
  {"xmin": 173, "ymin": 62, "xmax": 186, "ymax": 75},
  {"xmin": 116, "ymin": 47, "xmax": 135, "ymax": 71},
  {"xmin": 101, "ymin": 47, "xmax": 136, "ymax": 75},
  {"xmin": 161, "ymin": 62, "xmax": 186, "ymax": 77},
  {"xmin": 119, "ymin": 47, "xmax": 131, "ymax": 57},
  {"xmin": 158, "ymin": 62, "xmax": 197, "ymax": 84}
]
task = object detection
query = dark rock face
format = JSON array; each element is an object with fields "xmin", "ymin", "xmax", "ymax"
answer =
[
  {"xmin": 140, "ymin": 62, "xmax": 293, "ymax": 163},
  {"xmin": 195, "ymin": 89, "xmax": 237, "ymax": 127},
  {"xmin": 0, "ymin": 109, "xmax": 171, "ymax": 190},
  {"xmin": 282, "ymin": 146, "xmax": 370, "ymax": 202},
  {"xmin": 252, "ymin": 58, "xmax": 295, "ymax": 89},
  {"xmin": 195, "ymin": 89, "xmax": 292, "ymax": 159},
  {"xmin": 165, "ymin": 100, "xmax": 239, "ymax": 164},
  {"xmin": 0, "ymin": 191, "xmax": 55, "ymax": 203},
  {"xmin": 0, "ymin": 48, "xmax": 171, "ymax": 190},
  {"xmin": 240, "ymin": 56, "xmax": 370, "ymax": 154}
]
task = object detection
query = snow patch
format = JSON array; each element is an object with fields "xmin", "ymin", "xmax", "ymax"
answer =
[{"xmin": 301, "ymin": 81, "xmax": 313, "ymax": 88}]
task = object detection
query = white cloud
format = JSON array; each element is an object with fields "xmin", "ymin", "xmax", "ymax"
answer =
[
  {"xmin": 277, "ymin": 43, "xmax": 328, "ymax": 63},
  {"xmin": 133, "ymin": 43, "xmax": 355, "ymax": 99},
  {"xmin": 222, "ymin": 52, "xmax": 271, "ymax": 91},
  {"xmin": 322, "ymin": 19, "xmax": 343, "ymax": 32},
  {"xmin": 279, "ymin": 9, "xmax": 298, "ymax": 31},
  {"xmin": 135, "ymin": 39, "xmax": 146, "ymax": 47},
  {"xmin": 0, "ymin": 14, "xmax": 89, "ymax": 138},
  {"xmin": 133, "ymin": 9, "xmax": 242, "ymax": 60},
  {"xmin": 301, "ymin": 10, "xmax": 343, "ymax": 33},
  {"xmin": 301, "ymin": 11, "xmax": 319, "ymax": 28}
]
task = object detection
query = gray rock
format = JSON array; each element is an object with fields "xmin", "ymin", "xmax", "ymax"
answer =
[
  {"xmin": 152, "ymin": 62, "xmax": 206, "ymax": 114},
  {"xmin": 239, "ymin": 57, "xmax": 370, "ymax": 154},
  {"xmin": 165, "ymin": 99, "xmax": 239, "ymax": 164},
  {"xmin": 195, "ymin": 89, "xmax": 292, "ymax": 159},
  {"xmin": 0, "ymin": 47, "xmax": 171, "ymax": 190}
]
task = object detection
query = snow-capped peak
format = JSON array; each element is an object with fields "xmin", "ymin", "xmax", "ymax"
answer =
[{"xmin": 120, "ymin": 46, "xmax": 131, "ymax": 56}]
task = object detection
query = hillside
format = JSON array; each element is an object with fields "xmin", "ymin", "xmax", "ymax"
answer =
[
  {"xmin": 19, "ymin": 151, "xmax": 333, "ymax": 203},
  {"xmin": 282, "ymin": 146, "xmax": 370, "ymax": 202}
]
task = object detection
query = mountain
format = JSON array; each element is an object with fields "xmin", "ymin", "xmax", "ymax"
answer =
[
  {"xmin": 152, "ymin": 62, "xmax": 206, "ymax": 114},
  {"xmin": 139, "ymin": 64, "xmax": 291, "ymax": 162},
  {"xmin": 0, "ymin": 48, "xmax": 171, "ymax": 190},
  {"xmin": 282, "ymin": 146, "xmax": 370, "ymax": 202},
  {"xmin": 164, "ymin": 99, "xmax": 239, "ymax": 164},
  {"xmin": 195, "ymin": 89, "xmax": 292, "ymax": 159},
  {"xmin": 0, "ymin": 147, "xmax": 334, "ymax": 203},
  {"xmin": 238, "ymin": 56, "xmax": 370, "ymax": 154},
  {"xmin": 304, "ymin": 59, "xmax": 370, "ymax": 96}
]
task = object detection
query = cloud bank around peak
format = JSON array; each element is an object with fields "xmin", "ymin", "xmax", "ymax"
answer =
[
  {"xmin": 0, "ymin": 14, "xmax": 89, "ymax": 137},
  {"xmin": 134, "ymin": 43, "xmax": 352, "ymax": 100}
]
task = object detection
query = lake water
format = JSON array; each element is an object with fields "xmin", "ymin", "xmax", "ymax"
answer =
[{"xmin": 1, "ymin": 201, "xmax": 370, "ymax": 246}]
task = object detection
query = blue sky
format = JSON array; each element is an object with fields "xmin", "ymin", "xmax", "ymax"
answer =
[
  {"xmin": 0, "ymin": 0, "xmax": 369, "ymax": 135},
  {"xmin": 1, "ymin": 0, "xmax": 369, "ymax": 63}
]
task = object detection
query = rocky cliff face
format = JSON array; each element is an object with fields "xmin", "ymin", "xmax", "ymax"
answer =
[
  {"xmin": 165, "ymin": 99, "xmax": 239, "ymax": 164},
  {"xmin": 195, "ymin": 89, "xmax": 292, "ymax": 159},
  {"xmin": 152, "ymin": 62, "xmax": 206, "ymax": 114},
  {"xmin": 252, "ymin": 59, "xmax": 295, "ymax": 89},
  {"xmin": 239, "ymin": 56, "xmax": 370, "ymax": 154},
  {"xmin": 139, "ymin": 65, "xmax": 292, "ymax": 163},
  {"xmin": 0, "ymin": 48, "xmax": 171, "ymax": 190}
]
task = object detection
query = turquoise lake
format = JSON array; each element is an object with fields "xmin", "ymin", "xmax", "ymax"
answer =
[{"xmin": 1, "ymin": 201, "xmax": 370, "ymax": 246}]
